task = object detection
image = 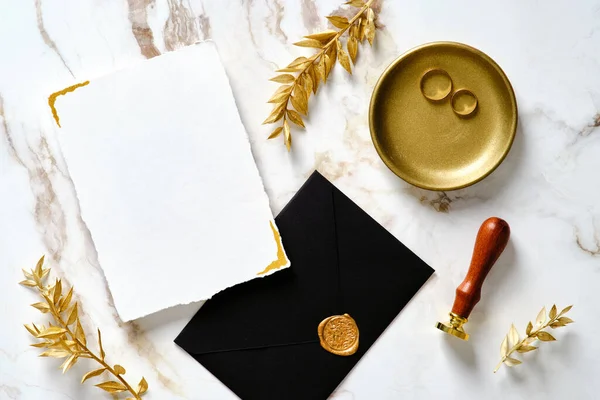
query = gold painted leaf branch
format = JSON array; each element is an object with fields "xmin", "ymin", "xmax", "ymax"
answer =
[
  {"xmin": 494, "ymin": 304, "xmax": 573, "ymax": 373},
  {"xmin": 20, "ymin": 256, "xmax": 149, "ymax": 398},
  {"xmin": 263, "ymin": 0, "xmax": 378, "ymax": 150}
]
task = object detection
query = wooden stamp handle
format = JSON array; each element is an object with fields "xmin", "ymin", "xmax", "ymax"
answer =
[{"xmin": 451, "ymin": 217, "xmax": 510, "ymax": 318}]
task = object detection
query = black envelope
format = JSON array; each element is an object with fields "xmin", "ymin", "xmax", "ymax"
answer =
[{"xmin": 175, "ymin": 171, "xmax": 434, "ymax": 400}]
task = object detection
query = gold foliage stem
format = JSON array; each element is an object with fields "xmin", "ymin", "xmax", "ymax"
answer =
[
  {"xmin": 20, "ymin": 256, "xmax": 148, "ymax": 399},
  {"xmin": 494, "ymin": 304, "xmax": 574, "ymax": 373},
  {"xmin": 263, "ymin": 0, "xmax": 377, "ymax": 150}
]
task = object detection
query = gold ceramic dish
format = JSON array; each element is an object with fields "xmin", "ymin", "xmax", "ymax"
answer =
[{"xmin": 369, "ymin": 42, "xmax": 517, "ymax": 191}]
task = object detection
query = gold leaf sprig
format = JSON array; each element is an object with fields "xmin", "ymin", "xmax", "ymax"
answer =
[
  {"xmin": 494, "ymin": 304, "xmax": 574, "ymax": 373},
  {"xmin": 263, "ymin": 0, "xmax": 378, "ymax": 150},
  {"xmin": 20, "ymin": 256, "xmax": 149, "ymax": 399}
]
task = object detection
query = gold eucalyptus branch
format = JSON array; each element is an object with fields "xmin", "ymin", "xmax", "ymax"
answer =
[
  {"xmin": 263, "ymin": 0, "xmax": 378, "ymax": 150},
  {"xmin": 20, "ymin": 256, "xmax": 149, "ymax": 399},
  {"xmin": 494, "ymin": 304, "xmax": 574, "ymax": 373}
]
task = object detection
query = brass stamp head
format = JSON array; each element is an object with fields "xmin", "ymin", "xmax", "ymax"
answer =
[
  {"xmin": 318, "ymin": 314, "xmax": 359, "ymax": 356},
  {"xmin": 436, "ymin": 312, "xmax": 469, "ymax": 341}
]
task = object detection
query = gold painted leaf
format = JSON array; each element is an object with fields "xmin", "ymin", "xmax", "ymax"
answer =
[
  {"xmin": 517, "ymin": 345, "xmax": 538, "ymax": 353},
  {"xmin": 366, "ymin": 21, "xmax": 376, "ymax": 46},
  {"xmin": 305, "ymin": 30, "xmax": 337, "ymax": 43},
  {"xmin": 268, "ymin": 126, "xmax": 283, "ymax": 139},
  {"xmin": 41, "ymin": 268, "xmax": 50, "ymax": 279},
  {"xmin": 283, "ymin": 119, "xmax": 291, "ymax": 151},
  {"xmin": 526, "ymin": 321, "xmax": 533, "ymax": 336},
  {"xmin": 24, "ymin": 324, "xmax": 39, "ymax": 336},
  {"xmin": 325, "ymin": 53, "xmax": 335, "ymax": 79},
  {"xmin": 337, "ymin": 40, "xmax": 352, "ymax": 74},
  {"xmin": 96, "ymin": 381, "xmax": 127, "ymax": 393},
  {"xmin": 558, "ymin": 316, "xmax": 574, "ymax": 324},
  {"xmin": 508, "ymin": 324, "xmax": 519, "ymax": 347},
  {"xmin": 22, "ymin": 268, "xmax": 34, "ymax": 280},
  {"xmin": 292, "ymin": 86, "xmax": 308, "ymax": 115},
  {"xmin": 61, "ymin": 354, "xmax": 78, "ymax": 373},
  {"xmin": 268, "ymin": 85, "xmax": 293, "ymax": 103},
  {"xmin": 75, "ymin": 319, "xmax": 86, "ymax": 346},
  {"xmin": 316, "ymin": 56, "xmax": 326, "ymax": 82},
  {"xmin": 270, "ymin": 74, "xmax": 295, "ymax": 84},
  {"xmin": 535, "ymin": 307, "xmax": 546, "ymax": 326},
  {"xmin": 291, "ymin": 96, "xmax": 307, "ymax": 117},
  {"xmin": 287, "ymin": 110, "xmax": 305, "ymax": 128},
  {"xmin": 504, "ymin": 357, "xmax": 522, "ymax": 367},
  {"xmin": 294, "ymin": 39, "xmax": 323, "ymax": 48},
  {"xmin": 358, "ymin": 18, "xmax": 367, "ymax": 42},
  {"xmin": 536, "ymin": 331, "xmax": 556, "ymax": 341},
  {"xmin": 114, "ymin": 364, "xmax": 126, "ymax": 375},
  {"xmin": 67, "ymin": 303, "xmax": 78, "ymax": 326},
  {"xmin": 365, "ymin": 9, "xmax": 376, "ymax": 45},
  {"xmin": 31, "ymin": 342, "xmax": 51, "ymax": 348},
  {"xmin": 500, "ymin": 335, "xmax": 508, "ymax": 358},
  {"xmin": 31, "ymin": 302, "xmax": 50, "ymax": 313},
  {"xmin": 35, "ymin": 255, "xmax": 45, "ymax": 278},
  {"xmin": 53, "ymin": 279, "xmax": 62, "ymax": 305},
  {"xmin": 345, "ymin": 0, "xmax": 365, "ymax": 7},
  {"xmin": 39, "ymin": 349, "xmax": 71, "ymax": 358},
  {"xmin": 308, "ymin": 65, "xmax": 318, "ymax": 94},
  {"xmin": 19, "ymin": 279, "xmax": 37, "ymax": 287},
  {"xmin": 287, "ymin": 56, "xmax": 309, "ymax": 68},
  {"xmin": 262, "ymin": 102, "xmax": 286, "ymax": 125},
  {"xmin": 367, "ymin": 8, "xmax": 375, "ymax": 25},
  {"xmin": 303, "ymin": 72, "xmax": 313, "ymax": 97},
  {"xmin": 327, "ymin": 15, "xmax": 349, "ymax": 29},
  {"xmin": 98, "ymin": 329, "xmax": 105, "ymax": 361},
  {"xmin": 326, "ymin": 45, "xmax": 337, "ymax": 75},
  {"xmin": 81, "ymin": 367, "xmax": 106, "ymax": 384},
  {"xmin": 276, "ymin": 66, "xmax": 304, "ymax": 73},
  {"xmin": 37, "ymin": 326, "xmax": 67, "ymax": 339},
  {"xmin": 348, "ymin": 36, "xmax": 358, "ymax": 63},
  {"xmin": 559, "ymin": 305, "xmax": 573, "ymax": 316},
  {"xmin": 137, "ymin": 377, "xmax": 149, "ymax": 395},
  {"xmin": 549, "ymin": 304, "xmax": 557, "ymax": 320}
]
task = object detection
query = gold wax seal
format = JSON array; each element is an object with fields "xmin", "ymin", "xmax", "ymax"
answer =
[{"xmin": 318, "ymin": 314, "xmax": 359, "ymax": 356}]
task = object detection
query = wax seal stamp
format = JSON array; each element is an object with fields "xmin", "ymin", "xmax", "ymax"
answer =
[
  {"xmin": 436, "ymin": 217, "xmax": 510, "ymax": 340},
  {"xmin": 318, "ymin": 314, "xmax": 359, "ymax": 356}
]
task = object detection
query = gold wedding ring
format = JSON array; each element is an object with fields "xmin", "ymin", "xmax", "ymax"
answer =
[
  {"xmin": 420, "ymin": 69, "xmax": 453, "ymax": 102},
  {"xmin": 318, "ymin": 314, "xmax": 359, "ymax": 356},
  {"xmin": 451, "ymin": 89, "xmax": 478, "ymax": 117}
]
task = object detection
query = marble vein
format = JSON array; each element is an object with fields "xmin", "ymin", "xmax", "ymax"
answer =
[
  {"xmin": 163, "ymin": 0, "xmax": 201, "ymax": 51},
  {"xmin": 575, "ymin": 226, "xmax": 600, "ymax": 256},
  {"xmin": 0, "ymin": 94, "xmax": 25, "ymax": 167},
  {"xmin": 34, "ymin": 0, "xmax": 75, "ymax": 78},
  {"xmin": 0, "ymin": 385, "xmax": 21, "ymax": 400},
  {"xmin": 300, "ymin": 0, "xmax": 321, "ymax": 32},
  {"xmin": 265, "ymin": 0, "xmax": 288, "ymax": 41},
  {"xmin": 579, "ymin": 113, "xmax": 600, "ymax": 137},
  {"xmin": 127, "ymin": 0, "xmax": 161, "ymax": 59}
]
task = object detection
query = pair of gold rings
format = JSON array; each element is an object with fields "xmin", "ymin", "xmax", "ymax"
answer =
[{"xmin": 420, "ymin": 69, "xmax": 478, "ymax": 117}]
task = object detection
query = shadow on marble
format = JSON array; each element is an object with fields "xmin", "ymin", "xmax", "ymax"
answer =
[
  {"xmin": 131, "ymin": 300, "xmax": 206, "ymax": 332},
  {"xmin": 442, "ymin": 330, "xmax": 477, "ymax": 368}
]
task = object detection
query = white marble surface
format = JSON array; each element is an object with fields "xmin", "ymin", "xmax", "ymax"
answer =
[{"xmin": 1, "ymin": 0, "xmax": 599, "ymax": 399}]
